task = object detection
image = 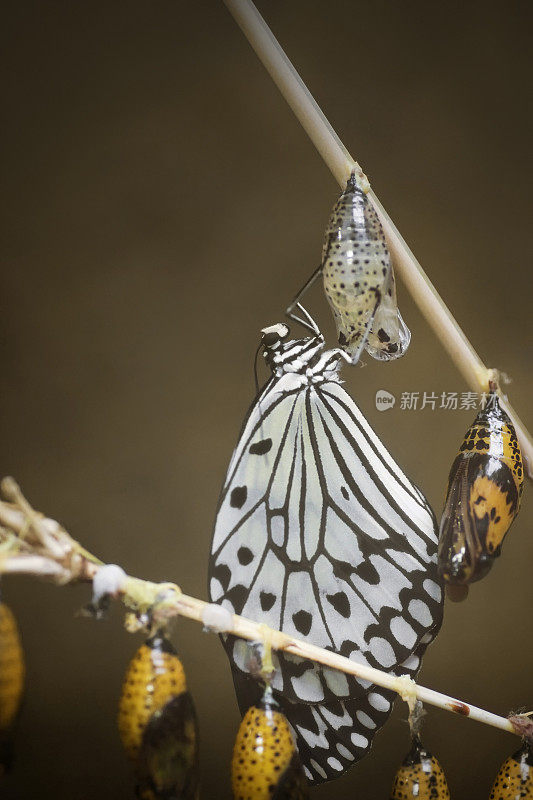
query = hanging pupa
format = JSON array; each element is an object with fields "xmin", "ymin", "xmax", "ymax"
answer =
[
  {"xmin": 438, "ymin": 392, "xmax": 523, "ymax": 588},
  {"xmin": 489, "ymin": 741, "xmax": 533, "ymax": 799},
  {"xmin": 0, "ymin": 602, "xmax": 25, "ymax": 776},
  {"xmin": 232, "ymin": 684, "xmax": 309, "ymax": 800},
  {"xmin": 118, "ymin": 632, "xmax": 199, "ymax": 800},
  {"xmin": 321, "ymin": 173, "xmax": 410, "ymax": 362},
  {"xmin": 390, "ymin": 735, "xmax": 450, "ymax": 799}
]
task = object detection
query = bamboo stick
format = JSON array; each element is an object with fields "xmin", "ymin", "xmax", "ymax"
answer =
[
  {"xmin": 222, "ymin": 0, "xmax": 533, "ymax": 479},
  {"xmin": 0, "ymin": 483, "xmax": 522, "ymax": 740},
  {"xmin": 176, "ymin": 591, "xmax": 516, "ymax": 736}
]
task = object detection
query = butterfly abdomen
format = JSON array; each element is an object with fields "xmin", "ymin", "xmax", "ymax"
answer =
[{"xmin": 438, "ymin": 396, "xmax": 523, "ymax": 585}]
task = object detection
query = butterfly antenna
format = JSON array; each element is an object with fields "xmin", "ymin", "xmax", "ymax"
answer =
[
  {"xmin": 253, "ymin": 340, "xmax": 266, "ymax": 440},
  {"xmin": 253, "ymin": 341, "xmax": 262, "ymax": 397}
]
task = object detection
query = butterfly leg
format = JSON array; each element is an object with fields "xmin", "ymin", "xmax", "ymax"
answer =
[
  {"xmin": 286, "ymin": 302, "xmax": 321, "ymax": 338},
  {"xmin": 341, "ymin": 290, "xmax": 382, "ymax": 366},
  {"xmin": 286, "ymin": 265, "xmax": 323, "ymax": 333}
]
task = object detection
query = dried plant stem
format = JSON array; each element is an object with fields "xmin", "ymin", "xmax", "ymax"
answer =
[
  {"xmin": 176, "ymin": 592, "xmax": 516, "ymax": 735},
  {"xmin": 222, "ymin": 0, "xmax": 533, "ymax": 479},
  {"xmin": 0, "ymin": 481, "xmax": 522, "ymax": 741}
]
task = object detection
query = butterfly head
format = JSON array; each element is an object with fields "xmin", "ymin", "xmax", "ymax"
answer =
[
  {"xmin": 259, "ymin": 322, "xmax": 332, "ymax": 381},
  {"xmin": 260, "ymin": 323, "xmax": 290, "ymax": 351}
]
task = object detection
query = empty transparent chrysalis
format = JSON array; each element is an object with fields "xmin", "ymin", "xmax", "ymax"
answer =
[
  {"xmin": 365, "ymin": 266, "xmax": 411, "ymax": 361},
  {"xmin": 287, "ymin": 173, "xmax": 410, "ymax": 363},
  {"xmin": 322, "ymin": 173, "xmax": 410, "ymax": 361}
]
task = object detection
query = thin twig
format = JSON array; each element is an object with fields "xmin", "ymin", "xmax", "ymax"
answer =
[
  {"xmin": 222, "ymin": 0, "xmax": 533, "ymax": 479},
  {"xmin": 1, "ymin": 554, "xmax": 68, "ymax": 579},
  {"xmin": 1, "ymin": 477, "xmax": 64, "ymax": 558},
  {"xmin": 175, "ymin": 591, "xmax": 515, "ymax": 735},
  {"xmin": 0, "ymin": 483, "xmax": 523, "ymax": 741}
]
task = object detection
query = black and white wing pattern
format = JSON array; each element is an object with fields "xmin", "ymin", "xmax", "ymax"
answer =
[{"xmin": 209, "ymin": 328, "xmax": 443, "ymax": 785}]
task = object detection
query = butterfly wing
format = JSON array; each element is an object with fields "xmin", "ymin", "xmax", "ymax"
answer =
[
  {"xmin": 227, "ymin": 634, "xmax": 436, "ymax": 783},
  {"xmin": 209, "ymin": 375, "xmax": 443, "ymax": 783}
]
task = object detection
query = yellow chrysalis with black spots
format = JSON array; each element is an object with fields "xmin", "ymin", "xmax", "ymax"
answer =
[
  {"xmin": 0, "ymin": 602, "xmax": 25, "ymax": 775},
  {"xmin": 489, "ymin": 742, "xmax": 533, "ymax": 799},
  {"xmin": 390, "ymin": 736, "xmax": 450, "ymax": 799},
  {"xmin": 232, "ymin": 687, "xmax": 309, "ymax": 800},
  {"xmin": 118, "ymin": 633, "xmax": 199, "ymax": 800},
  {"xmin": 322, "ymin": 173, "xmax": 410, "ymax": 363},
  {"xmin": 438, "ymin": 393, "xmax": 523, "ymax": 586}
]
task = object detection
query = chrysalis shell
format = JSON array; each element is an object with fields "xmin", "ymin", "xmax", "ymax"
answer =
[
  {"xmin": 118, "ymin": 634, "xmax": 199, "ymax": 800},
  {"xmin": 322, "ymin": 174, "xmax": 410, "ymax": 361},
  {"xmin": 438, "ymin": 393, "xmax": 523, "ymax": 585},
  {"xmin": 364, "ymin": 267, "xmax": 411, "ymax": 361},
  {"xmin": 232, "ymin": 687, "xmax": 309, "ymax": 800},
  {"xmin": 0, "ymin": 602, "xmax": 25, "ymax": 775},
  {"xmin": 390, "ymin": 736, "xmax": 450, "ymax": 799},
  {"xmin": 489, "ymin": 742, "xmax": 533, "ymax": 799}
]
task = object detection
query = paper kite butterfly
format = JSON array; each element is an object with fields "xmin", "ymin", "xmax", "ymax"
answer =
[{"xmin": 208, "ymin": 309, "xmax": 443, "ymax": 784}]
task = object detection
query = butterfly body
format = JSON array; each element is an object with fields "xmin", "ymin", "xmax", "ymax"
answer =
[
  {"xmin": 322, "ymin": 175, "xmax": 410, "ymax": 361},
  {"xmin": 438, "ymin": 395, "xmax": 523, "ymax": 585},
  {"xmin": 209, "ymin": 324, "xmax": 443, "ymax": 783}
]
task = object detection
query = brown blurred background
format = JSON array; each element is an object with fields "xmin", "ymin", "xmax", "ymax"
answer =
[{"xmin": 2, "ymin": 1, "xmax": 532, "ymax": 797}]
